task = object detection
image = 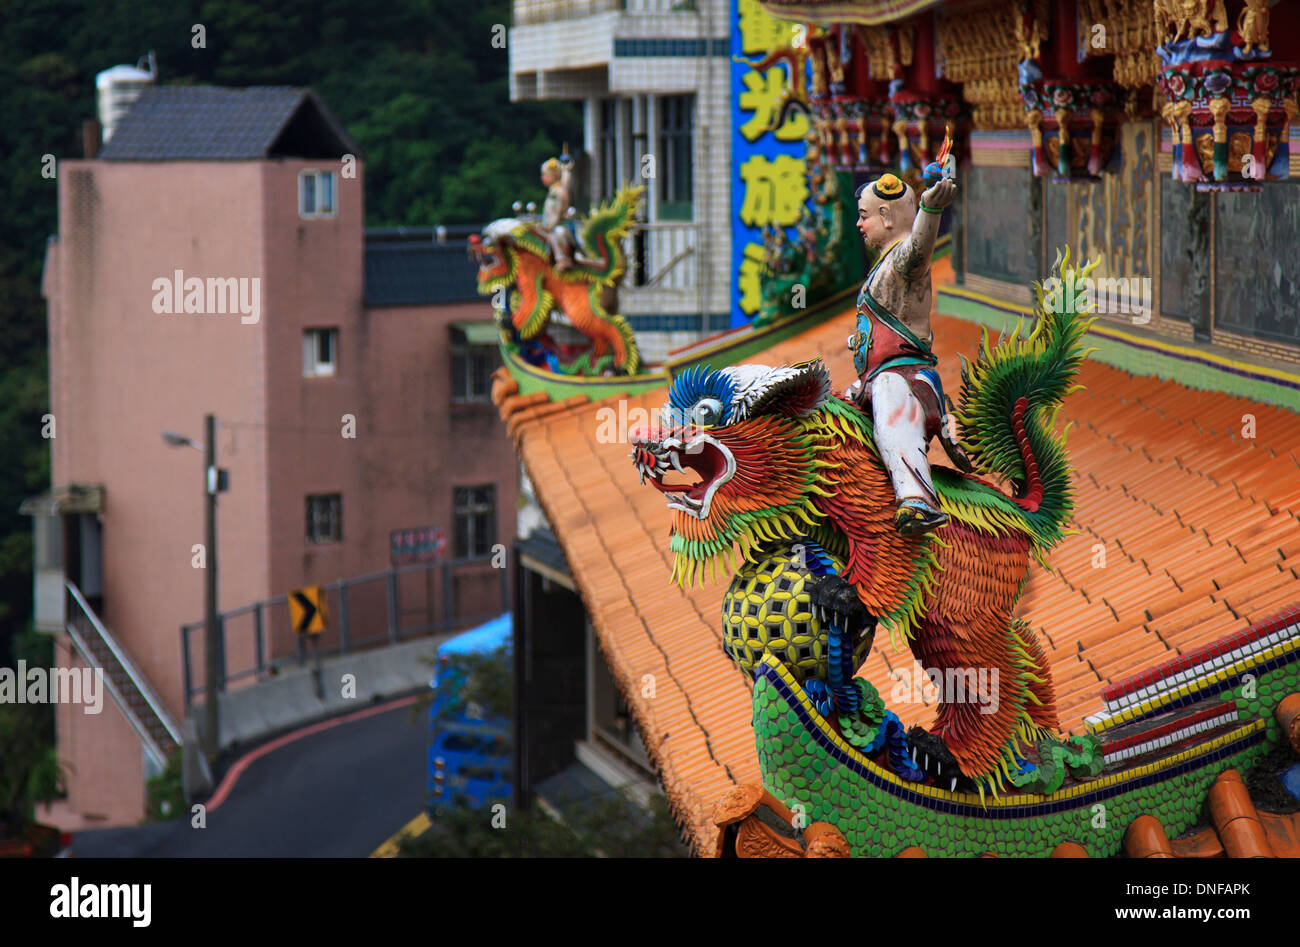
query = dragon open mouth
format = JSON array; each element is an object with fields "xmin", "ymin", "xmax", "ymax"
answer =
[
  {"xmin": 630, "ymin": 431, "xmax": 735, "ymax": 519},
  {"xmin": 467, "ymin": 235, "xmax": 497, "ymax": 269}
]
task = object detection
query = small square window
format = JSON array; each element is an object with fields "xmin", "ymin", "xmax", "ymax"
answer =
[
  {"xmin": 450, "ymin": 326, "xmax": 499, "ymax": 403},
  {"xmin": 303, "ymin": 328, "xmax": 338, "ymax": 377},
  {"xmin": 306, "ymin": 494, "xmax": 342, "ymax": 544},
  {"xmin": 299, "ymin": 170, "xmax": 337, "ymax": 219},
  {"xmin": 453, "ymin": 486, "xmax": 496, "ymax": 558}
]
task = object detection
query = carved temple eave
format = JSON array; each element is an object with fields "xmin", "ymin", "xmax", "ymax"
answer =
[
  {"xmin": 1021, "ymin": 76, "xmax": 1124, "ymax": 180},
  {"xmin": 759, "ymin": 0, "xmax": 946, "ymax": 28},
  {"xmin": 1156, "ymin": 58, "xmax": 1300, "ymax": 187},
  {"xmin": 769, "ymin": 1, "xmax": 1300, "ymax": 190}
]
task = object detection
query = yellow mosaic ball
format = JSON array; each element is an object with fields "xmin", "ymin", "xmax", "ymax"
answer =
[{"xmin": 720, "ymin": 544, "xmax": 870, "ymax": 684}]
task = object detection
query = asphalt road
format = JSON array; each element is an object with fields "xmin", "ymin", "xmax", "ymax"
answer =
[{"xmin": 73, "ymin": 699, "xmax": 429, "ymax": 857}]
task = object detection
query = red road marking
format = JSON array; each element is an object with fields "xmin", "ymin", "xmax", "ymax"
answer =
[{"xmin": 205, "ymin": 694, "xmax": 422, "ymax": 812}]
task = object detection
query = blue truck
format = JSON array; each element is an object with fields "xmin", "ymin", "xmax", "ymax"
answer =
[{"xmin": 427, "ymin": 613, "xmax": 512, "ymax": 813}]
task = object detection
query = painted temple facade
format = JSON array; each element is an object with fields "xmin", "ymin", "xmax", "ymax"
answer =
[{"xmin": 746, "ymin": 0, "xmax": 1300, "ymax": 372}]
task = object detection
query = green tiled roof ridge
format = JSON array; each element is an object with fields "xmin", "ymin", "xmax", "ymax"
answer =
[{"xmin": 751, "ymin": 652, "xmax": 1299, "ymax": 857}]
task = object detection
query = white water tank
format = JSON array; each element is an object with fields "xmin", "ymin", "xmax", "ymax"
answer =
[{"xmin": 96, "ymin": 52, "xmax": 155, "ymax": 142}]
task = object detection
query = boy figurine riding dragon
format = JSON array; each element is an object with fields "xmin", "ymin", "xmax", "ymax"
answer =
[
  {"xmin": 848, "ymin": 167, "xmax": 973, "ymax": 536},
  {"xmin": 539, "ymin": 151, "xmax": 594, "ymax": 272}
]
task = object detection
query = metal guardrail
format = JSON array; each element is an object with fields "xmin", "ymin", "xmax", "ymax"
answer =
[
  {"xmin": 65, "ymin": 582, "xmax": 182, "ymax": 767},
  {"xmin": 180, "ymin": 556, "xmax": 508, "ymax": 707}
]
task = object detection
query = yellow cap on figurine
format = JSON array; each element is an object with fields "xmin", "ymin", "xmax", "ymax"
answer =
[{"xmin": 872, "ymin": 174, "xmax": 907, "ymax": 200}]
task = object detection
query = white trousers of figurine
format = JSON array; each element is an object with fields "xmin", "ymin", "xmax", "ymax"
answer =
[
  {"xmin": 548, "ymin": 228, "xmax": 575, "ymax": 269},
  {"xmin": 870, "ymin": 371, "xmax": 939, "ymax": 508}
]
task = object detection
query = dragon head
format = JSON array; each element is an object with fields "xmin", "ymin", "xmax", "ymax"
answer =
[
  {"xmin": 467, "ymin": 219, "xmax": 521, "ymax": 296},
  {"xmin": 630, "ymin": 361, "xmax": 837, "ymax": 585}
]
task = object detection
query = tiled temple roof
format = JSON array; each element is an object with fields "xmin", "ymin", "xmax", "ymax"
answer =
[{"xmin": 496, "ymin": 258, "xmax": 1300, "ymax": 854}]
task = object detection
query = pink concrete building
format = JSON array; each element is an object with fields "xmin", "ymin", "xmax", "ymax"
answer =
[{"xmin": 32, "ymin": 86, "xmax": 516, "ymax": 827}]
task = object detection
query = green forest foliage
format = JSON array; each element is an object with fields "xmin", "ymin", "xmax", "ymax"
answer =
[{"xmin": 0, "ymin": 0, "xmax": 580, "ymax": 663}]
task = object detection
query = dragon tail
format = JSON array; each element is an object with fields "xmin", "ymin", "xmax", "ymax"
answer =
[
  {"xmin": 579, "ymin": 182, "xmax": 645, "ymax": 374},
  {"xmin": 581, "ymin": 183, "xmax": 646, "ymax": 286},
  {"xmin": 613, "ymin": 313, "xmax": 639, "ymax": 375},
  {"xmin": 953, "ymin": 247, "xmax": 1098, "ymax": 553},
  {"xmin": 588, "ymin": 286, "xmax": 641, "ymax": 375}
]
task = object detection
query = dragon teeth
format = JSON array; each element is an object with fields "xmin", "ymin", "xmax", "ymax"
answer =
[{"xmin": 669, "ymin": 452, "xmax": 684, "ymax": 473}]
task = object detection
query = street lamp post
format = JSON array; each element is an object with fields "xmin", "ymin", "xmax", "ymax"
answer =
[
  {"xmin": 163, "ymin": 414, "xmax": 226, "ymax": 758},
  {"xmin": 202, "ymin": 414, "xmax": 219, "ymax": 758}
]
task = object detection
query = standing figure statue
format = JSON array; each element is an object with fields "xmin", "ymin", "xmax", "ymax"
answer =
[
  {"xmin": 847, "ymin": 170, "xmax": 971, "ymax": 535},
  {"xmin": 1238, "ymin": 0, "xmax": 1270, "ymax": 55},
  {"xmin": 540, "ymin": 151, "xmax": 582, "ymax": 271}
]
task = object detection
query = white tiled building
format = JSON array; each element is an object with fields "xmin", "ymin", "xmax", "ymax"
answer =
[{"xmin": 510, "ymin": 0, "xmax": 732, "ymax": 364}]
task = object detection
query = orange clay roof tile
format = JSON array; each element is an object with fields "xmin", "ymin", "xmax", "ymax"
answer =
[{"xmin": 510, "ymin": 257, "xmax": 1300, "ymax": 853}]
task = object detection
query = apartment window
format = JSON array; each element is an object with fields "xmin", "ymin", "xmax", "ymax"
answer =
[
  {"xmin": 622, "ymin": 98, "xmax": 637, "ymax": 185},
  {"xmin": 658, "ymin": 95, "xmax": 694, "ymax": 220},
  {"xmin": 299, "ymin": 170, "xmax": 336, "ymax": 219},
  {"xmin": 306, "ymin": 494, "xmax": 342, "ymax": 544},
  {"xmin": 454, "ymin": 486, "xmax": 496, "ymax": 558},
  {"xmin": 450, "ymin": 324, "xmax": 498, "ymax": 403},
  {"xmin": 600, "ymin": 99, "xmax": 618, "ymax": 199},
  {"xmin": 303, "ymin": 328, "xmax": 338, "ymax": 377}
]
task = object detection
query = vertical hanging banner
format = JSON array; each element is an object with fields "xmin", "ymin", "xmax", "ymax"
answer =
[{"xmin": 731, "ymin": 0, "xmax": 808, "ymax": 327}]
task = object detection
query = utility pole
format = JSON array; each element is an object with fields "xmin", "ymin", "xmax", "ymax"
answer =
[
  {"xmin": 163, "ymin": 416, "xmax": 227, "ymax": 760},
  {"xmin": 203, "ymin": 413, "xmax": 220, "ymax": 758}
]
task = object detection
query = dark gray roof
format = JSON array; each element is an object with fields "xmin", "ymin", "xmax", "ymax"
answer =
[
  {"xmin": 364, "ymin": 237, "xmax": 483, "ymax": 307},
  {"xmin": 99, "ymin": 86, "xmax": 360, "ymax": 161},
  {"xmin": 516, "ymin": 528, "xmax": 570, "ymax": 577}
]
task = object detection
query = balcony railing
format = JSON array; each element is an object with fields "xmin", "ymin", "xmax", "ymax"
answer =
[
  {"xmin": 514, "ymin": 0, "xmax": 617, "ymax": 24},
  {"xmin": 514, "ymin": 0, "xmax": 694, "ymax": 25},
  {"xmin": 627, "ymin": 220, "xmax": 699, "ymax": 292}
]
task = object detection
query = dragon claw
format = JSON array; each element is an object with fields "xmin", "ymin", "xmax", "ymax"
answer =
[
  {"xmin": 808, "ymin": 574, "xmax": 871, "ymax": 636},
  {"xmin": 906, "ymin": 726, "xmax": 970, "ymax": 791}
]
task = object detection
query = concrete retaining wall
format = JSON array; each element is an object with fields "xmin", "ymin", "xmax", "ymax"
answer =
[{"xmin": 192, "ymin": 635, "xmax": 447, "ymax": 752}]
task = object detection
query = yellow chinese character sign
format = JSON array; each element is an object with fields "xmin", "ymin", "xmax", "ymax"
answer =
[
  {"xmin": 737, "ymin": 0, "xmax": 800, "ymax": 55},
  {"xmin": 739, "ymin": 154, "xmax": 808, "ymax": 227},
  {"xmin": 737, "ymin": 242, "xmax": 766, "ymax": 315},
  {"xmin": 738, "ymin": 67, "xmax": 810, "ymax": 143},
  {"xmin": 731, "ymin": 0, "xmax": 807, "ymax": 324}
]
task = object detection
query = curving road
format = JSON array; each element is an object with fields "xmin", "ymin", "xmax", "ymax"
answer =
[{"xmin": 73, "ymin": 696, "xmax": 429, "ymax": 857}]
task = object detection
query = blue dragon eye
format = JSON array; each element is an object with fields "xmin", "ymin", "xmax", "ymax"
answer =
[{"xmin": 693, "ymin": 398, "xmax": 722, "ymax": 426}]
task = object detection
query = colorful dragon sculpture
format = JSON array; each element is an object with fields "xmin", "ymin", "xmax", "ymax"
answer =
[
  {"xmin": 468, "ymin": 184, "xmax": 644, "ymax": 375},
  {"xmin": 632, "ymin": 253, "xmax": 1103, "ymax": 795}
]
